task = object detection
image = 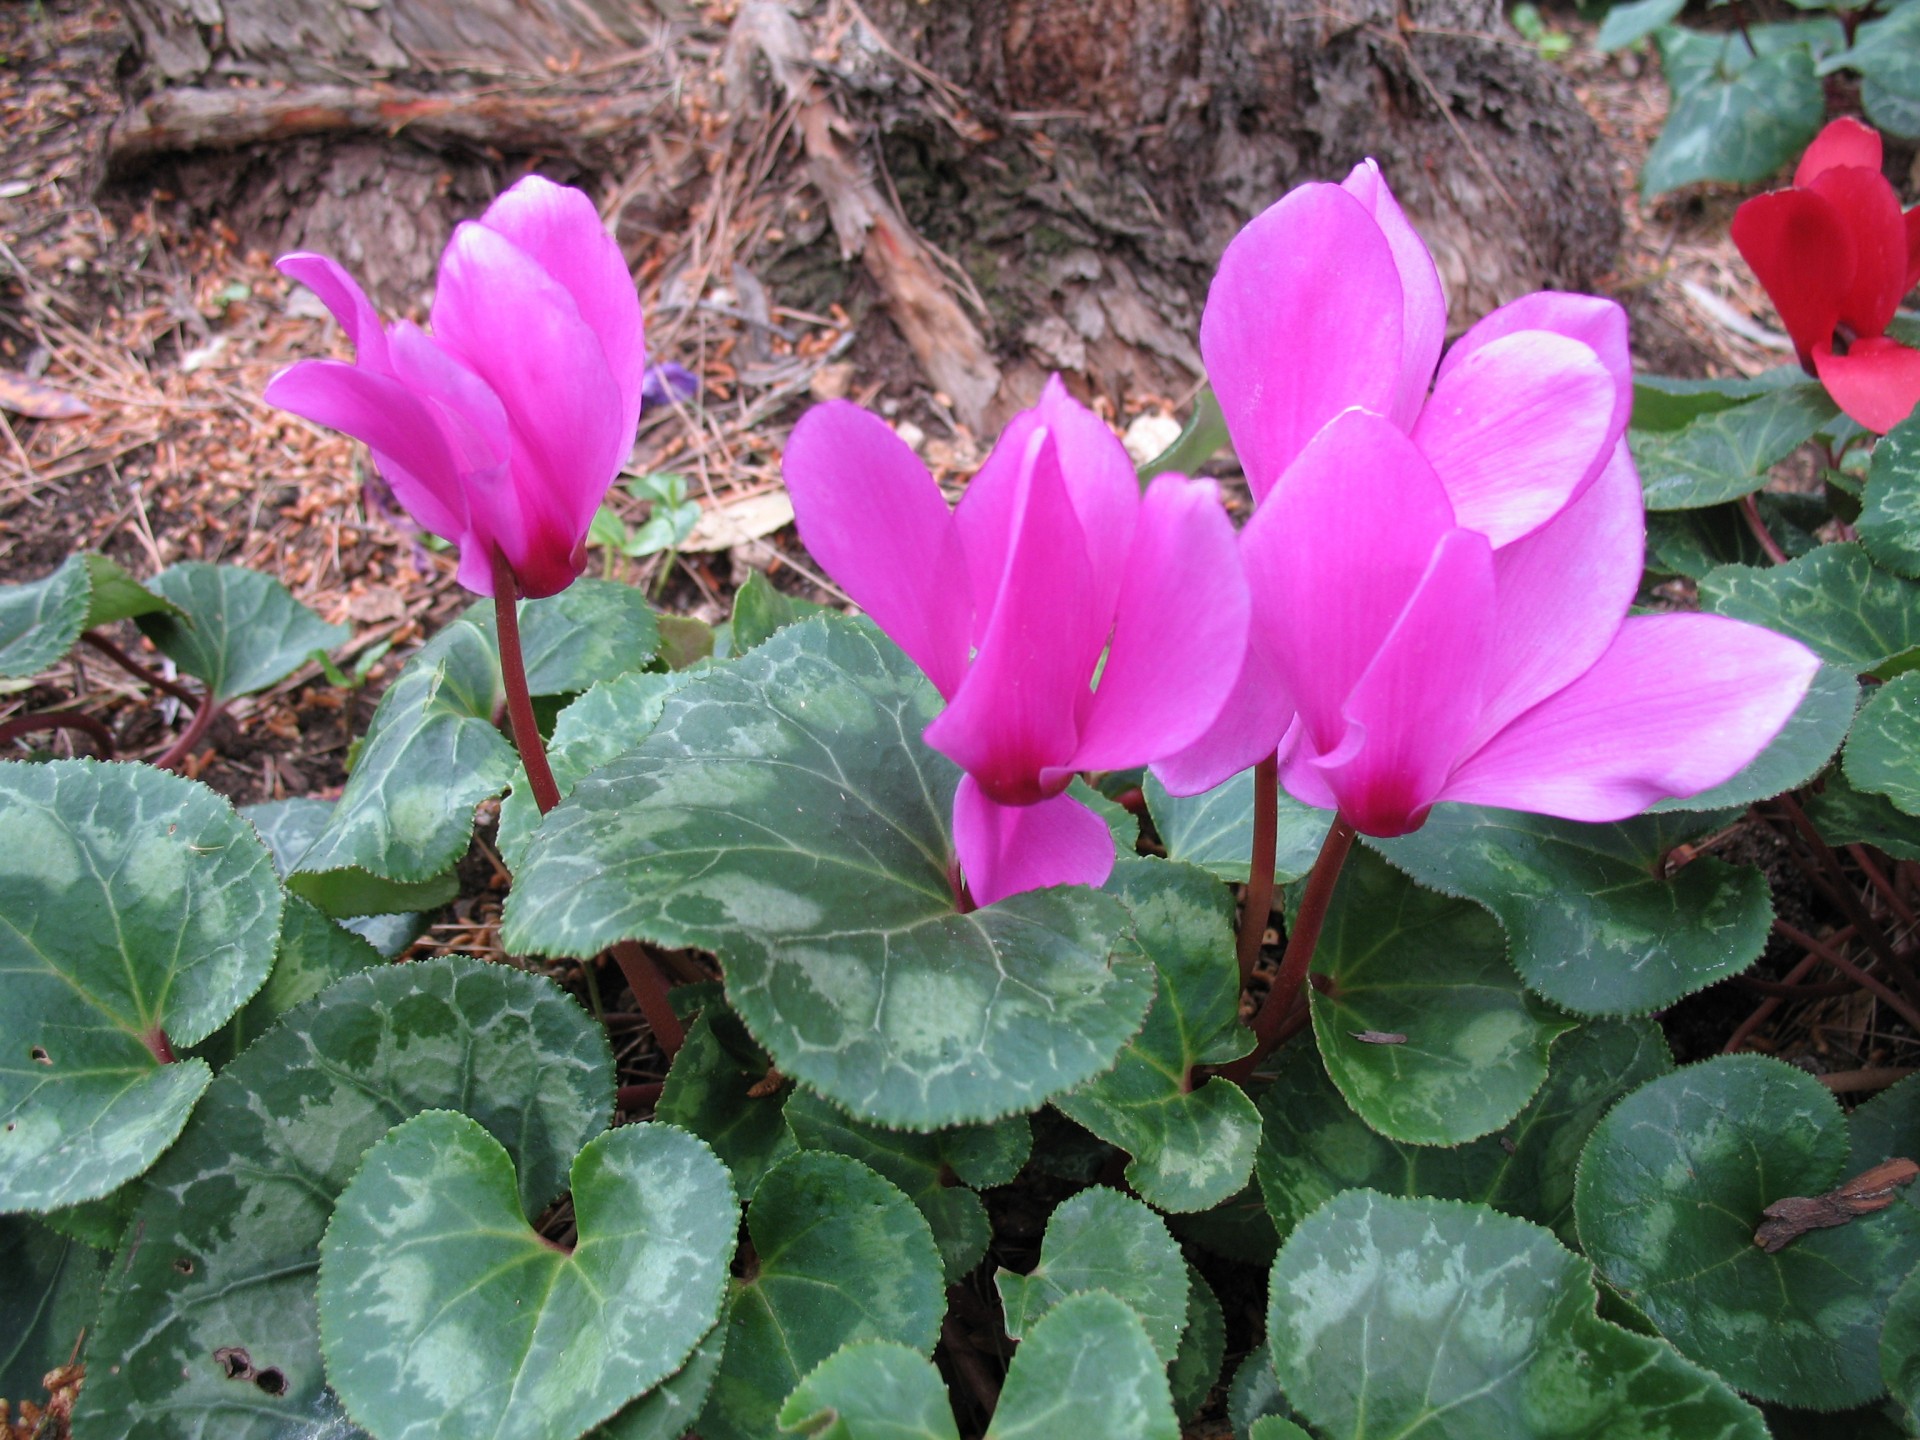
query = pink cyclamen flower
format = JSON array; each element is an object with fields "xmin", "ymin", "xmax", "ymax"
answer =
[
  {"xmin": 265, "ymin": 175, "xmax": 645, "ymax": 598},
  {"xmin": 1732, "ymin": 117, "xmax": 1920, "ymax": 434},
  {"xmin": 783, "ymin": 378, "xmax": 1250, "ymax": 905}
]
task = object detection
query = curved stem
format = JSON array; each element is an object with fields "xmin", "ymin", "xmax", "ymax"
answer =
[
  {"xmin": 490, "ymin": 551, "xmax": 562, "ymax": 815},
  {"xmin": 0, "ymin": 711, "xmax": 114, "ymax": 757},
  {"xmin": 154, "ymin": 690, "xmax": 222, "ymax": 773},
  {"xmin": 1235, "ymin": 751, "xmax": 1280, "ymax": 986},
  {"xmin": 81, "ymin": 630, "xmax": 199, "ymax": 706},
  {"xmin": 1739, "ymin": 493, "xmax": 1789, "ymax": 565},
  {"xmin": 1222, "ymin": 817, "xmax": 1356, "ymax": 1086},
  {"xmin": 610, "ymin": 940, "xmax": 685, "ymax": 1057}
]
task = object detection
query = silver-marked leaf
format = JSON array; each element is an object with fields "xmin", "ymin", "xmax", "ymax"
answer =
[
  {"xmin": 700, "ymin": 1150, "xmax": 944, "ymax": 1440},
  {"xmin": 1642, "ymin": 25, "xmax": 1828, "ymax": 197},
  {"xmin": 1633, "ymin": 380, "xmax": 1840, "ymax": 510},
  {"xmin": 777, "ymin": 1341, "xmax": 960, "ymax": 1440},
  {"xmin": 1846, "ymin": 671, "xmax": 1920, "ymax": 815},
  {"xmin": 1864, "ymin": 74, "xmax": 1920, "ymax": 140},
  {"xmin": 995, "ymin": 1186, "xmax": 1188, "ymax": 1364},
  {"xmin": 1860, "ymin": 411, "xmax": 1920, "ymax": 578},
  {"xmin": 496, "ymin": 669, "xmax": 686, "ymax": 872},
  {"xmin": 190, "ymin": 893, "xmax": 383, "ymax": 1069},
  {"xmin": 1805, "ymin": 768, "xmax": 1920, "ymax": 860},
  {"xmin": 1309, "ymin": 848, "xmax": 1574, "ymax": 1145},
  {"xmin": 596, "ymin": 1310, "xmax": 728, "ymax": 1440},
  {"xmin": 1702, "ymin": 545, "xmax": 1920, "ymax": 675},
  {"xmin": 241, "ymin": 798, "xmax": 424, "ymax": 956},
  {"xmin": 0, "ymin": 1214, "xmax": 103, "ymax": 1406},
  {"xmin": 139, "ymin": 563, "xmax": 347, "ymax": 701},
  {"xmin": 1575, "ymin": 1055, "xmax": 1920, "ymax": 1407},
  {"xmin": 73, "ymin": 956, "xmax": 613, "ymax": 1440},
  {"xmin": 0, "ymin": 759, "xmax": 282, "ymax": 1212},
  {"xmin": 732, "ymin": 570, "xmax": 833, "ymax": 656},
  {"xmin": 1596, "ymin": 0, "xmax": 1684, "ymax": 48},
  {"xmin": 503, "ymin": 616, "xmax": 1151, "ymax": 1128},
  {"xmin": 1271, "ymin": 1192, "xmax": 1766, "ymax": 1438},
  {"xmin": 1054, "ymin": 858, "xmax": 1258, "ymax": 1211},
  {"xmin": 1822, "ymin": 2, "xmax": 1920, "ymax": 102},
  {"xmin": 1371, "ymin": 805, "xmax": 1771, "ymax": 1016},
  {"xmin": 1650, "ymin": 662, "xmax": 1858, "ymax": 812},
  {"xmin": 318, "ymin": 1114, "xmax": 735, "ymax": 1440},
  {"xmin": 1167, "ymin": 1262, "xmax": 1224, "ymax": 1423},
  {"xmin": 81, "ymin": 553, "xmax": 180, "ymax": 628},
  {"xmin": 1143, "ymin": 770, "xmax": 1329, "ymax": 886},
  {"xmin": 288, "ymin": 615, "xmax": 515, "ymax": 910},
  {"xmin": 1248, "ymin": 1421, "xmax": 1313, "ymax": 1440},
  {"xmin": 1256, "ymin": 1019, "xmax": 1673, "ymax": 1245},
  {"xmin": 1631, "ymin": 369, "xmax": 1803, "ymax": 433},
  {"xmin": 655, "ymin": 1008, "xmax": 797, "ymax": 1204},
  {"xmin": 511, "ymin": 577, "xmax": 661, "ymax": 696},
  {"xmin": 0, "ymin": 553, "xmax": 89, "ymax": 677},
  {"xmin": 1883, "ymin": 1263, "xmax": 1920, "ymax": 1426},
  {"xmin": 1227, "ymin": 1342, "xmax": 1292, "ymax": 1439},
  {"xmin": 986, "ymin": 1291, "xmax": 1179, "ymax": 1440}
]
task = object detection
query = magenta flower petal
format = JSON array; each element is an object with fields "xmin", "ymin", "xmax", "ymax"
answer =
[
  {"xmin": 1150, "ymin": 639, "xmax": 1296, "ymax": 797},
  {"xmin": 1814, "ymin": 336, "xmax": 1920, "ymax": 434},
  {"xmin": 952, "ymin": 776, "xmax": 1116, "ymax": 907},
  {"xmin": 1412, "ymin": 330, "xmax": 1616, "ymax": 545},
  {"xmin": 472, "ymin": 176, "xmax": 647, "ymax": 452},
  {"xmin": 1200, "ymin": 185, "xmax": 1406, "ymax": 498},
  {"xmin": 1308, "ymin": 528, "xmax": 1497, "ymax": 836},
  {"xmin": 1340, "ymin": 159, "xmax": 1447, "ymax": 429},
  {"xmin": 277, "ymin": 253, "xmax": 392, "ymax": 370},
  {"xmin": 926, "ymin": 428, "xmax": 1099, "ymax": 804},
  {"xmin": 782, "ymin": 401, "xmax": 972, "ymax": 698},
  {"xmin": 1466, "ymin": 442, "xmax": 1643, "ymax": 753},
  {"xmin": 1070, "ymin": 474, "xmax": 1249, "ymax": 771},
  {"xmin": 1248, "ymin": 409, "xmax": 1457, "ymax": 755},
  {"xmin": 1440, "ymin": 614, "xmax": 1820, "ymax": 821}
]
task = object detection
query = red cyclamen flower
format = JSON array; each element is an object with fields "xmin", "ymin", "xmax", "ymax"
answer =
[
  {"xmin": 1732, "ymin": 117, "xmax": 1920, "ymax": 433},
  {"xmin": 266, "ymin": 176, "xmax": 646, "ymax": 597}
]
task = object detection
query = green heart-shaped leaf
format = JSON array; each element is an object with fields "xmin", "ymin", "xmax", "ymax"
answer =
[
  {"xmin": 318, "ymin": 1112, "xmax": 736, "ymax": 1440},
  {"xmin": 1650, "ymin": 661, "xmax": 1858, "ymax": 812},
  {"xmin": 1596, "ymin": 0, "xmax": 1685, "ymax": 49},
  {"xmin": 139, "ymin": 563, "xmax": 347, "ymax": 701},
  {"xmin": 1860, "ymin": 411, "xmax": 1920, "ymax": 579},
  {"xmin": 1, "ymin": 1214, "xmax": 103, "ymax": 1407},
  {"xmin": 1822, "ymin": 3, "xmax": 1920, "ymax": 103},
  {"xmin": 72, "ymin": 956, "xmax": 613, "ymax": 1440},
  {"xmin": 597, "ymin": 1311, "xmax": 728, "ymax": 1440},
  {"xmin": 1054, "ymin": 857, "xmax": 1258, "ymax": 1211},
  {"xmin": 1806, "ymin": 768, "xmax": 1920, "ymax": 859},
  {"xmin": 996, "ymin": 1186, "xmax": 1188, "ymax": 1363},
  {"xmin": 0, "ymin": 554, "xmax": 90, "ymax": 677},
  {"xmin": 242, "ymin": 798, "xmax": 424, "ymax": 956},
  {"xmin": 1703, "ymin": 545, "xmax": 1920, "ymax": 675},
  {"xmin": 1142, "ymin": 771, "xmax": 1330, "ymax": 886},
  {"xmin": 190, "ymin": 893, "xmax": 383, "ymax": 1069},
  {"xmin": 1371, "ymin": 806, "xmax": 1769, "ymax": 1016},
  {"xmin": 1642, "ymin": 25, "xmax": 1828, "ymax": 196},
  {"xmin": 1633, "ymin": 381, "xmax": 1840, "ymax": 510},
  {"xmin": 777, "ymin": 1341, "xmax": 960, "ymax": 1439},
  {"xmin": 81, "ymin": 553, "xmax": 181, "ymax": 628},
  {"xmin": 1167, "ymin": 1262, "xmax": 1224, "ymax": 1423},
  {"xmin": 1308, "ymin": 847, "xmax": 1574, "ymax": 1145},
  {"xmin": 510, "ymin": 578, "xmax": 661, "ymax": 696},
  {"xmin": 700, "ymin": 1150, "xmax": 945, "ymax": 1440},
  {"xmin": 732, "ymin": 570, "xmax": 833, "ymax": 655},
  {"xmin": 986, "ymin": 1291, "xmax": 1179, "ymax": 1440},
  {"xmin": 1575, "ymin": 1055, "xmax": 1920, "ymax": 1407},
  {"xmin": 0, "ymin": 760, "xmax": 282, "ymax": 1212},
  {"xmin": 1272, "ymin": 1191, "xmax": 1767, "ymax": 1437},
  {"xmin": 1883, "ymin": 1263, "xmax": 1920, "ymax": 1426},
  {"xmin": 656, "ymin": 1007, "xmax": 798, "ymax": 1204},
  {"xmin": 503, "ymin": 616, "xmax": 1152, "ymax": 1128},
  {"xmin": 1846, "ymin": 671, "xmax": 1920, "ymax": 814}
]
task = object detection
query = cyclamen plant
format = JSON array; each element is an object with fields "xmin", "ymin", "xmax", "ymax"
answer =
[{"xmin": 8, "ymin": 143, "xmax": 1920, "ymax": 1440}]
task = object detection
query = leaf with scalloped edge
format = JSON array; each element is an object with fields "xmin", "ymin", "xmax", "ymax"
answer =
[
  {"xmin": 655, "ymin": 1007, "xmax": 797, "ymax": 1205},
  {"xmin": 1271, "ymin": 1191, "xmax": 1768, "ymax": 1438},
  {"xmin": 1642, "ymin": 26, "xmax": 1827, "ymax": 197},
  {"xmin": 0, "ymin": 759, "xmax": 282, "ymax": 1213},
  {"xmin": 0, "ymin": 554, "xmax": 89, "ymax": 677},
  {"xmin": 1168, "ymin": 1262, "xmax": 1224, "ymax": 1423},
  {"xmin": 1859, "ymin": 410, "xmax": 1920, "ymax": 578},
  {"xmin": 987, "ymin": 1291, "xmax": 1179, "ymax": 1440},
  {"xmin": 317, "ymin": 1112, "xmax": 735, "ymax": 1440},
  {"xmin": 1, "ymin": 1214, "xmax": 103, "ymax": 1407},
  {"xmin": 503, "ymin": 616, "xmax": 1152, "ymax": 1129},
  {"xmin": 1634, "ymin": 379, "xmax": 1840, "ymax": 510},
  {"xmin": 1371, "ymin": 805, "xmax": 1770, "ymax": 1016},
  {"xmin": 139, "ymin": 563, "xmax": 346, "ymax": 701},
  {"xmin": 1703, "ymin": 545, "xmax": 1920, "ymax": 676},
  {"xmin": 1143, "ymin": 771, "xmax": 1330, "ymax": 887},
  {"xmin": 190, "ymin": 894, "xmax": 383, "ymax": 1069},
  {"xmin": 72, "ymin": 956, "xmax": 613, "ymax": 1440},
  {"xmin": 777, "ymin": 1341, "xmax": 960, "ymax": 1440},
  {"xmin": 241, "ymin": 798, "xmax": 424, "ymax": 956},
  {"xmin": 1806, "ymin": 768, "xmax": 1920, "ymax": 860},
  {"xmin": 1846, "ymin": 671, "xmax": 1920, "ymax": 815},
  {"xmin": 510, "ymin": 577, "xmax": 661, "ymax": 695}
]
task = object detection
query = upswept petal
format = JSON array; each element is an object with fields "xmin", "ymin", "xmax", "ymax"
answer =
[
  {"xmin": 782, "ymin": 401, "xmax": 972, "ymax": 697},
  {"xmin": 925, "ymin": 428, "xmax": 1098, "ymax": 804},
  {"xmin": 384, "ymin": 321, "xmax": 511, "ymax": 476},
  {"xmin": 277, "ymin": 253, "xmax": 392, "ymax": 370},
  {"xmin": 473, "ymin": 175, "xmax": 647, "ymax": 453},
  {"xmin": 1308, "ymin": 528, "xmax": 1497, "ymax": 837},
  {"xmin": 1150, "ymin": 639, "xmax": 1296, "ymax": 797},
  {"xmin": 1814, "ymin": 336, "xmax": 1920, "ymax": 434},
  {"xmin": 1246, "ymin": 409, "xmax": 1457, "ymax": 755},
  {"xmin": 1070, "ymin": 474, "xmax": 1249, "ymax": 771},
  {"xmin": 952, "ymin": 403, "xmax": 1040, "ymax": 636},
  {"xmin": 1466, "ymin": 442, "xmax": 1643, "ymax": 752},
  {"xmin": 1339, "ymin": 159, "xmax": 1447, "ymax": 428},
  {"xmin": 1439, "ymin": 614, "xmax": 1821, "ymax": 821},
  {"xmin": 1199, "ymin": 185, "xmax": 1406, "ymax": 499},
  {"xmin": 952, "ymin": 777, "xmax": 1117, "ymax": 908},
  {"xmin": 1411, "ymin": 330, "xmax": 1616, "ymax": 546},
  {"xmin": 1795, "ymin": 116, "xmax": 1882, "ymax": 186},
  {"xmin": 1731, "ymin": 189, "xmax": 1855, "ymax": 368},
  {"xmin": 1807, "ymin": 166, "xmax": 1911, "ymax": 337}
]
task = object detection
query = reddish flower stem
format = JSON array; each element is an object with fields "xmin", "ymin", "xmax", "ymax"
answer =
[
  {"xmin": 153, "ymin": 691, "xmax": 223, "ymax": 773},
  {"xmin": 1222, "ymin": 816, "xmax": 1356, "ymax": 1086},
  {"xmin": 1739, "ymin": 494, "xmax": 1790, "ymax": 565},
  {"xmin": 490, "ymin": 549, "xmax": 683, "ymax": 1058},
  {"xmin": 1772, "ymin": 794, "xmax": 1920, "ymax": 999},
  {"xmin": 1235, "ymin": 751, "xmax": 1281, "ymax": 986},
  {"xmin": 1773, "ymin": 917, "xmax": 1920, "ymax": 1034},
  {"xmin": 0, "ymin": 711, "xmax": 114, "ymax": 757},
  {"xmin": 81, "ymin": 630, "xmax": 199, "ymax": 706},
  {"xmin": 1723, "ymin": 947, "xmax": 1826, "ymax": 1054}
]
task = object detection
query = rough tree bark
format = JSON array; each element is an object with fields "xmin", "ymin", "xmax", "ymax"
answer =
[{"xmin": 109, "ymin": 0, "xmax": 1620, "ymax": 428}]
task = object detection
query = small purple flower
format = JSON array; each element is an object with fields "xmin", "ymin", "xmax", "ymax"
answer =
[{"xmin": 641, "ymin": 362, "xmax": 700, "ymax": 411}]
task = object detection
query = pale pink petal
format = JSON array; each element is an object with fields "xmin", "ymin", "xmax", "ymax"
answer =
[
  {"xmin": 782, "ymin": 401, "xmax": 971, "ymax": 697},
  {"xmin": 474, "ymin": 175, "xmax": 647, "ymax": 453},
  {"xmin": 1413, "ymin": 330, "xmax": 1617, "ymax": 545},
  {"xmin": 1440, "ymin": 614, "xmax": 1821, "ymax": 820},
  {"xmin": 925, "ymin": 429, "xmax": 1099, "ymax": 803},
  {"xmin": 1245, "ymin": 410, "xmax": 1457, "ymax": 756},
  {"xmin": 1199, "ymin": 185, "xmax": 1406, "ymax": 499},
  {"xmin": 1339, "ymin": 160, "xmax": 1447, "ymax": 427},
  {"xmin": 1071, "ymin": 475, "xmax": 1249, "ymax": 771},
  {"xmin": 1150, "ymin": 639, "xmax": 1295, "ymax": 796},
  {"xmin": 277, "ymin": 253, "xmax": 392, "ymax": 370},
  {"xmin": 1466, "ymin": 442, "xmax": 1643, "ymax": 753},
  {"xmin": 952, "ymin": 777, "xmax": 1116, "ymax": 907},
  {"xmin": 1796, "ymin": 117, "xmax": 1882, "ymax": 186},
  {"xmin": 1815, "ymin": 337, "xmax": 1920, "ymax": 434},
  {"xmin": 1309, "ymin": 529, "xmax": 1497, "ymax": 837}
]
